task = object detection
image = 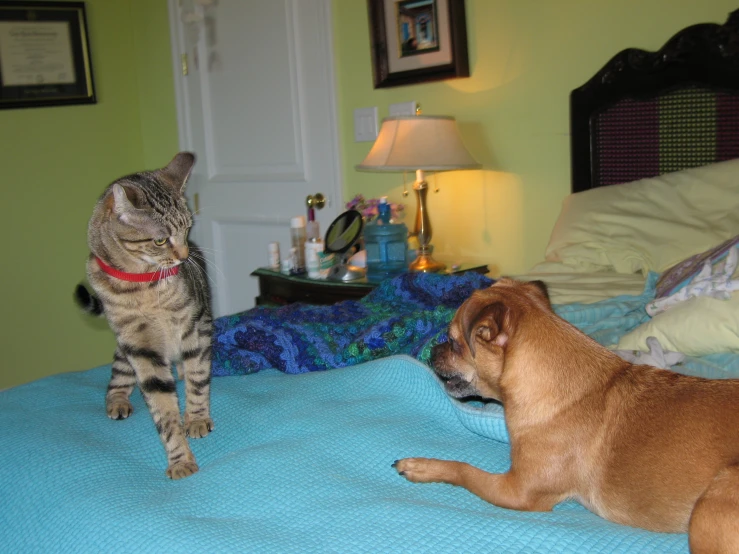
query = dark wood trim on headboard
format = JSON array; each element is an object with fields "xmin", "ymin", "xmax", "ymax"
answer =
[{"xmin": 570, "ymin": 10, "xmax": 739, "ymax": 193}]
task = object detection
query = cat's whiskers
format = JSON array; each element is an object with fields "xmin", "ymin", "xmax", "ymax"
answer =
[
  {"xmin": 151, "ymin": 262, "xmax": 173, "ymax": 306},
  {"xmin": 189, "ymin": 203, "xmax": 215, "ymax": 218},
  {"xmin": 190, "ymin": 245, "xmax": 224, "ymax": 258},
  {"xmin": 153, "ymin": 263, "xmax": 164, "ymax": 306},
  {"xmin": 188, "ymin": 246, "xmax": 225, "ymax": 278},
  {"xmin": 188, "ymin": 250, "xmax": 224, "ymax": 283},
  {"xmin": 188, "ymin": 246, "xmax": 222, "ymax": 262},
  {"xmin": 186, "ymin": 256, "xmax": 218, "ymax": 290}
]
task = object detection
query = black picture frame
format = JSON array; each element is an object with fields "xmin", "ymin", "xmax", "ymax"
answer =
[
  {"xmin": 0, "ymin": 1, "xmax": 95, "ymax": 109},
  {"xmin": 367, "ymin": 0, "xmax": 470, "ymax": 89}
]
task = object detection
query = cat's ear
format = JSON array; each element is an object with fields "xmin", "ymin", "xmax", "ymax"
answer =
[
  {"xmin": 162, "ymin": 152, "xmax": 196, "ymax": 192},
  {"xmin": 109, "ymin": 184, "xmax": 137, "ymax": 221}
]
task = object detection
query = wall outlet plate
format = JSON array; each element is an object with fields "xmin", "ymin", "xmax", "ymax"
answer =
[
  {"xmin": 389, "ymin": 101, "xmax": 417, "ymax": 117},
  {"xmin": 354, "ymin": 107, "xmax": 378, "ymax": 142}
]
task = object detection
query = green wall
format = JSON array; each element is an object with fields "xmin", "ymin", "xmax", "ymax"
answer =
[
  {"xmin": 1, "ymin": 0, "xmax": 735, "ymax": 388},
  {"xmin": 333, "ymin": 0, "xmax": 738, "ymax": 276},
  {"xmin": 0, "ymin": 0, "xmax": 177, "ymax": 388}
]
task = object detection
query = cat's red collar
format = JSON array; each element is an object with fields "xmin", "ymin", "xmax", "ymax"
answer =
[{"xmin": 95, "ymin": 257, "xmax": 180, "ymax": 282}]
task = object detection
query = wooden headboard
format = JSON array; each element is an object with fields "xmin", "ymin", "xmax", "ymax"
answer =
[{"xmin": 570, "ymin": 10, "xmax": 739, "ymax": 193}]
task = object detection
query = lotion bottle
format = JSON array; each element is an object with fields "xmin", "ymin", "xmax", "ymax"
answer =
[{"xmin": 290, "ymin": 216, "xmax": 307, "ymax": 273}]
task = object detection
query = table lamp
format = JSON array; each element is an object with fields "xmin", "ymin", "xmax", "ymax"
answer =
[{"xmin": 356, "ymin": 115, "xmax": 481, "ymax": 272}]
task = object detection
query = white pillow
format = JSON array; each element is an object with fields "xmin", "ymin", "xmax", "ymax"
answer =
[{"xmin": 542, "ymin": 159, "xmax": 739, "ymax": 275}]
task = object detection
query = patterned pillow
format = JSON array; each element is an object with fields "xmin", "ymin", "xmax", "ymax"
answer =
[
  {"xmin": 655, "ymin": 234, "xmax": 739, "ymax": 298},
  {"xmin": 618, "ymin": 235, "xmax": 739, "ymax": 357}
]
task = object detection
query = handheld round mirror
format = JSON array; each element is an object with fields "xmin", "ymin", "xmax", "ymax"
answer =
[
  {"xmin": 324, "ymin": 209, "xmax": 363, "ymax": 254},
  {"xmin": 324, "ymin": 210, "xmax": 365, "ymax": 281}
]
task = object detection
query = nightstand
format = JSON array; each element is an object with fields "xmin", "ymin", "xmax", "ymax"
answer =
[{"xmin": 251, "ymin": 263, "xmax": 490, "ymax": 306}]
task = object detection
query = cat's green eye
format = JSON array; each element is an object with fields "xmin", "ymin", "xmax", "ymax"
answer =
[{"xmin": 153, "ymin": 238, "xmax": 168, "ymax": 246}]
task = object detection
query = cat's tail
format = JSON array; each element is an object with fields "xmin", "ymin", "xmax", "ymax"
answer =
[{"xmin": 74, "ymin": 283, "xmax": 104, "ymax": 316}]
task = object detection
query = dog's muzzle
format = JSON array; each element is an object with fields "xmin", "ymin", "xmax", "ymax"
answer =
[{"xmin": 430, "ymin": 342, "xmax": 479, "ymax": 398}]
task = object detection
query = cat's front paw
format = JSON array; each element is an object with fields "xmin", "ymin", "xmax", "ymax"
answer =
[
  {"xmin": 166, "ymin": 460, "xmax": 199, "ymax": 479},
  {"xmin": 106, "ymin": 399, "xmax": 133, "ymax": 420},
  {"xmin": 185, "ymin": 416, "xmax": 214, "ymax": 439}
]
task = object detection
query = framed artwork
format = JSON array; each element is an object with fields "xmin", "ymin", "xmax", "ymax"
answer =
[
  {"xmin": 0, "ymin": 1, "xmax": 95, "ymax": 109},
  {"xmin": 367, "ymin": 0, "xmax": 470, "ymax": 89}
]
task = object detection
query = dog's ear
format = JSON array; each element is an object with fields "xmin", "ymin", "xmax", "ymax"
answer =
[
  {"xmin": 463, "ymin": 301, "xmax": 509, "ymax": 358},
  {"xmin": 527, "ymin": 280, "xmax": 551, "ymax": 308}
]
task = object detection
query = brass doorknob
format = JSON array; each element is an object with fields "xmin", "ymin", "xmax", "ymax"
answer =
[{"xmin": 306, "ymin": 193, "xmax": 326, "ymax": 210}]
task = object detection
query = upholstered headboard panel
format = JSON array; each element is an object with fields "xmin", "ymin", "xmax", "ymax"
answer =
[{"xmin": 570, "ymin": 10, "xmax": 739, "ymax": 192}]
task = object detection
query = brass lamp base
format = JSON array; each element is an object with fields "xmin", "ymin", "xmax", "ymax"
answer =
[
  {"xmin": 409, "ymin": 251, "xmax": 445, "ymax": 273},
  {"xmin": 408, "ymin": 169, "xmax": 446, "ymax": 273}
]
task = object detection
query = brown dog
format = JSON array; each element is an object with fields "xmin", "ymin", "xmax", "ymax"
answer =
[{"xmin": 394, "ymin": 278, "xmax": 739, "ymax": 553}]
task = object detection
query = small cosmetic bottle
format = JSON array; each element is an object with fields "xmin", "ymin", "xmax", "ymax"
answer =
[
  {"xmin": 290, "ymin": 216, "xmax": 307, "ymax": 273},
  {"xmin": 268, "ymin": 242, "xmax": 280, "ymax": 270},
  {"xmin": 304, "ymin": 220, "xmax": 323, "ymax": 279}
]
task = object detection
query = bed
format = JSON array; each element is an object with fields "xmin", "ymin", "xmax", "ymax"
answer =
[{"xmin": 3, "ymin": 11, "xmax": 739, "ymax": 554}]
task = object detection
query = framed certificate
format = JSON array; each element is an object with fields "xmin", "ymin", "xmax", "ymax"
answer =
[{"xmin": 0, "ymin": 1, "xmax": 95, "ymax": 109}]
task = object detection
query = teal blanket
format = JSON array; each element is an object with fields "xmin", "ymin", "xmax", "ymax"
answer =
[{"xmin": 0, "ymin": 356, "xmax": 689, "ymax": 553}]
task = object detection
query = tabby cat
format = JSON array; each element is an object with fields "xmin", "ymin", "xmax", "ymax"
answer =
[{"xmin": 75, "ymin": 152, "xmax": 213, "ymax": 479}]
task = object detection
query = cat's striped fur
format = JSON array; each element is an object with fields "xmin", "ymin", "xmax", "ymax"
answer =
[{"xmin": 78, "ymin": 152, "xmax": 213, "ymax": 479}]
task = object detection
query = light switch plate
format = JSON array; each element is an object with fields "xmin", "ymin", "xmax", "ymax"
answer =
[
  {"xmin": 354, "ymin": 107, "xmax": 378, "ymax": 142},
  {"xmin": 389, "ymin": 101, "xmax": 417, "ymax": 117}
]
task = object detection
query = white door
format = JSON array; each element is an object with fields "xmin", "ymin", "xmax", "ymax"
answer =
[{"xmin": 168, "ymin": 0, "xmax": 342, "ymax": 317}]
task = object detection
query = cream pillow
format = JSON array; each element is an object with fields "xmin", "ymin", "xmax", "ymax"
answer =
[
  {"xmin": 617, "ymin": 294, "xmax": 739, "ymax": 356},
  {"xmin": 543, "ymin": 159, "xmax": 739, "ymax": 275}
]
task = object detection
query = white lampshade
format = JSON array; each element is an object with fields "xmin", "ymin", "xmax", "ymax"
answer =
[{"xmin": 356, "ymin": 115, "xmax": 481, "ymax": 172}]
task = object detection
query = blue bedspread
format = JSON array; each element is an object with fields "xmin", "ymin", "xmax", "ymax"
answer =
[{"xmin": 0, "ymin": 356, "xmax": 689, "ymax": 553}]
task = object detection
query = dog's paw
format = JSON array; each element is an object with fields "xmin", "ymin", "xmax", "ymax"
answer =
[{"xmin": 392, "ymin": 457, "xmax": 455, "ymax": 484}]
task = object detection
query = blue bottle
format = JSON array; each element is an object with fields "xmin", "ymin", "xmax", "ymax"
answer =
[{"xmin": 364, "ymin": 221, "xmax": 408, "ymax": 281}]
